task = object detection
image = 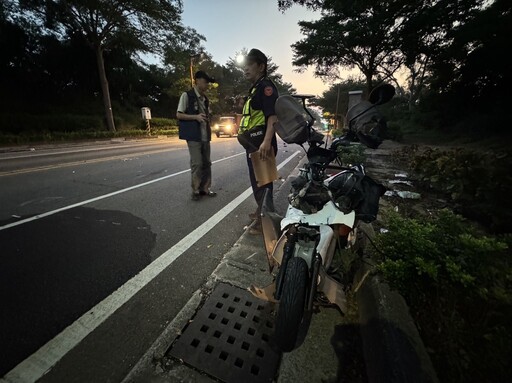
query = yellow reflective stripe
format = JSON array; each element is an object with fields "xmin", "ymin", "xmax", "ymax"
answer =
[{"xmin": 239, "ymin": 88, "xmax": 266, "ymax": 134}]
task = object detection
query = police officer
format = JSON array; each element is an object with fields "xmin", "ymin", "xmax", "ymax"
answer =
[{"xmin": 237, "ymin": 48, "xmax": 278, "ymax": 233}]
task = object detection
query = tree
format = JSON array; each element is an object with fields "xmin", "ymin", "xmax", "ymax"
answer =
[
  {"xmin": 285, "ymin": 0, "xmax": 404, "ymax": 93},
  {"xmin": 393, "ymin": 0, "xmax": 483, "ymax": 111},
  {"xmin": 20, "ymin": 0, "xmax": 202, "ymax": 132},
  {"xmin": 278, "ymin": 0, "xmax": 322, "ymax": 11}
]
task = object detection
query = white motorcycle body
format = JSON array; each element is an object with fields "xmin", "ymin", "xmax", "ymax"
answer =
[
  {"xmin": 261, "ymin": 201, "xmax": 355, "ymax": 313},
  {"xmin": 281, "ymin": 202, "xmax": 355, "ymax": 231}
]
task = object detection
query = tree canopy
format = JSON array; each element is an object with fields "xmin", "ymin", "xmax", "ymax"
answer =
[
  {"xmin": 0, "ymin": 0, "xmax": 510, "ymax": 140},
  {"xmin": 15, "ymin": 0, "xmax": 203, "ymax": 131},
  {"xmin": 281, "ymin": 0, "xmax": 511, "ymax": 135}
]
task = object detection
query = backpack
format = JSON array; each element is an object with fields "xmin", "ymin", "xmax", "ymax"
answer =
[
  {"xmin": 326, "ymin": 165, "xmax": 387, "ymax": 222},
  {"xmin": 346, "ymin": 100, "xmax": 386, "ymax": 149}
]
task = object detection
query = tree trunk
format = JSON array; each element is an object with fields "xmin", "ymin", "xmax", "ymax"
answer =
[
  {"xmin": 95, "ymin": 45, "xmax": 116, "ymax": 132},
  {"xmin": 365, "ymin": 73, "xmax": 373, "ymax": 97}
]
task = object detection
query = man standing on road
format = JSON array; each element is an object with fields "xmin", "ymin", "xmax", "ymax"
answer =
[
  {"xmin": 177, "ymin": 70, "xmax": 217, "ymax": 201},
  {"xmin": 237, "ymin": 49, "xmax": 279, "ymax": 234}
]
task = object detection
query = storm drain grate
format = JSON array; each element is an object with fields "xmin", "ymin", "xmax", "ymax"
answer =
[{"xmin": 168, "ymin": 282, "xmax": 281, "ymax": 383}]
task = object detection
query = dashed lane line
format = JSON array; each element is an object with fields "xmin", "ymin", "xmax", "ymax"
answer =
[{"xmin": 0, "ymin": 147, "xmax": 181, "ymax": 177}]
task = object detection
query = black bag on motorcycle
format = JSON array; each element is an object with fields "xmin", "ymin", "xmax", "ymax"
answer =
[
  {"xmin": 346, "ymin": 101, "xmax": 386, "ymax": 149},
  {"xmin": 327, "ymin": 167, "xmax": 386, "ymax": 222}
]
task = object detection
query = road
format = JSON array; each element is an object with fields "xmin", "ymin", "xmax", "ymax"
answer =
[{"xmin": 0, "ymin": 136, "xmax": 302, "ymax": 382}]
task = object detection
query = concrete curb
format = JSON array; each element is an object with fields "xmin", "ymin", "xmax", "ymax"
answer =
[
  {"xmin": 354, "ymin": 262, "xmax": 439, "ymax": 383},
  {"xmin": 120, "ymin": 288, "xmax": 204, "ymax": 383},
  {"xmin": 0, "ymin": 136, "xmax": 172, "ymax": 154},
  {"xmin": 356, "ymin": 140, "xmax": 440, "ymax": 382}
]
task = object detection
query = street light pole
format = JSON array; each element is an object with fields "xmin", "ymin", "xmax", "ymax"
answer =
[
  {"xmin": 189, "ymin": 55, "xmax": 194, "ymax": 87},
  {"xmin": 334, "ymin": 83, "xmax": 341, "ymax": 130},
  {"xmin": 189, "ymin": 53, "xmax": 201, "ymax": 87}
]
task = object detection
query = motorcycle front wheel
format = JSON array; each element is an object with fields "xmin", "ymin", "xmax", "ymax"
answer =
[{"xmin": 275, "ymin": 257, "xmax": 308, "ymax": 352}]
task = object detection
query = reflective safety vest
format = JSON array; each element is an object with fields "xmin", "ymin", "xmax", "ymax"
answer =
[{"xmin": 239, "ymin": 79, "xmax": 268, "ymax": 134}]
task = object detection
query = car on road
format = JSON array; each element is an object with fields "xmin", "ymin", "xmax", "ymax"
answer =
[{"xmin": 213, "ymin": 116, "xmax": 239, "ymax": 137}]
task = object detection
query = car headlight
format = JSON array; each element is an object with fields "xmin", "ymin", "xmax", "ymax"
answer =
[
  {"xmin": 225, "ymin": 125, "xmax": 232, "ymax": 130},
  {"xmin": 214, "ymin": 124, "xmax": 219, "ymax": 130}
]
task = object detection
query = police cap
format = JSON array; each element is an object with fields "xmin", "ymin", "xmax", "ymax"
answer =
[{"xmin": 246, "ymin": 48, "xmax": 268, "ymax": 66}]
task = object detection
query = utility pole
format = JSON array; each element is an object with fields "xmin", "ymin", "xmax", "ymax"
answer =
[
  {"xmin": 334, "ymin": 84, "xmax": 341, "ymax": 130},
  {"xmin": 189, "ymin": 53, "xmax": 201, "ymax": 87},
  {"xmin": 189, "ymin": 55, "xmax": 194, "ymax": 87}
]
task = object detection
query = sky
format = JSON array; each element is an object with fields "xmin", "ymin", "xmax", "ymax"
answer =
[{"xmin": 180, "ymin": 0, "xmax": 331, "ymax": 96}]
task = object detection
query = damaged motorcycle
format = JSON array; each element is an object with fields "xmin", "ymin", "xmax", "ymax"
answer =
[{"xmin": 249, "ymin": 83, "xmax": 395, "ymax": 352}]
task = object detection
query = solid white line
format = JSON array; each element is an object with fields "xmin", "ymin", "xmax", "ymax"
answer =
[
  {"xmin": 0, "ymin": 152, "xmax": 245, "ymax": 231},
  {"xmin": 1, "ymin": 150, "xmax": 300, "ymax": 383},
  {"xmin": 0, "ymin": 148, "xmax": 179, "ymax": 177},
  {"xmin": 0, "ymin": 141, "xmax": 170, "ymax": 161}
]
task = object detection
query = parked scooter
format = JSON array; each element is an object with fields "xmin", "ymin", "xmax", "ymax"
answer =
[{"xmin": 249, "ymin": 84, "xmax": 395, "ymax": 352}]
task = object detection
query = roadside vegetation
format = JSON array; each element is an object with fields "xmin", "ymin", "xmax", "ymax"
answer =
[
  {"xmin": 368, "ymin": 145, "xmax": 511, "ymax": 383},
  {"xmin": 373, "ymin": 209, "xmax": 510, "ymax": 383},
  {"xmin": 0, "ymin": 117, "xmax": 179, "ymax": 145}
]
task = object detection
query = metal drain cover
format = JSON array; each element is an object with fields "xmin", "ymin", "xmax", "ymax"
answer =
[{"xmin": 168, "ymin": 282, "xmax": 281, "ymax": 383}]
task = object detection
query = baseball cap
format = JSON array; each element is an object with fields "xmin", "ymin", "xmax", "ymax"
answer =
[
  {"xmin": 246, "ymin": 48, "xmax": 268, "ymax": 66},
  {"xmin": 194, "ymin": 70, "xmax": 216, "ymax": 83}
]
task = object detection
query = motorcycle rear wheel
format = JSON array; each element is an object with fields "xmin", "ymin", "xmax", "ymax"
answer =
[{"xmin": 275, "ymin": 257, "xmax": 308, "ymax": 352}]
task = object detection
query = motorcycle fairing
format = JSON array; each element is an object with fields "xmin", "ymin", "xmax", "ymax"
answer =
[
  {"xmin": 281, "ymin": 201, "xmax": 356, "ymax": 231},
  {"xmin": 317, "ymin": 267, "xmax": 347, "ymax": 312}
]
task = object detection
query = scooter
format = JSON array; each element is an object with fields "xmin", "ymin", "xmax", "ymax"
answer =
[{"xmin": 249, "ymin": 84, "xmax": 395, "ymax": 352}]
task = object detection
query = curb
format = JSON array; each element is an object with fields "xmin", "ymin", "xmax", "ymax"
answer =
[
  {"xmin": 356, "ymin": 140, "xmax": 440, "ymax": 382},
  {"xmin": 0, "ymin": 136, "xmax": 173, "ymax": 154},
  {"xmin": 354, "ymin": 262, "xmax": 439, "ymax": 383}
]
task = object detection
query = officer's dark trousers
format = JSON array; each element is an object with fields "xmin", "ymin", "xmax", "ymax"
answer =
[{"xmin": 245, "ymin": 145, "xmax": 277, "ymax": 215}]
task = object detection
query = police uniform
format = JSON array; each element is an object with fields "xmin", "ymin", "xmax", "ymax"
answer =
[{"xmin": 238, "ymin": 75, "xmax": 279, "ymax": 214}]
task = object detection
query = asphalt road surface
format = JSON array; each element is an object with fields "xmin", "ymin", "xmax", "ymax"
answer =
[{"xmin": 0, "ymin": 136, "xmax": 302, "ymax": 382}]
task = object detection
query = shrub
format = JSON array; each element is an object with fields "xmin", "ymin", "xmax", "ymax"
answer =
[
  {"xmin": 0, "ymin": 114, "xmax": 104, "ymax": 133},
  {"xmin": 143, "ymin": 117, "xmax": 178, "ymax": 129},
  {"xmin": 383, "ymin": 120, "xmax": 403, "ymax": 141},
  {"xmin": 336, "ymin": 143, "xmax": 367, "ymax": 165},
  {"xmin": 330, "ymin": 127, "xmax": 345, "ymax": 138},
  {"xmin": 372, "ymin": 209, "xmax": 511, "ymax": 383},
  {"xmin": 393, "ymin": 146, "xmax": 512, "ymax": 233}
]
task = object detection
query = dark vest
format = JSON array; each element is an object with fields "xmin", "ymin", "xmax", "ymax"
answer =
[{"xmin": 178, "ymin": 89, "xmax": 211, "ymax": 142}]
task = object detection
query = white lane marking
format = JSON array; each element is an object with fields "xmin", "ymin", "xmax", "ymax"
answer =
[
  {"xmin": 0, "ymin": 140, "xmax": 179, "ymax": 161},
  {"xmin": 0, "ymin": 152, "xmax": 244, "ymax": 231},
  {"xmin": 0, "ymin": 150, "xmax": 300, "ymax": 383},
  {"xmin": 0, "ymin": 147, "xmax": 181, "ymax": 177}
]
